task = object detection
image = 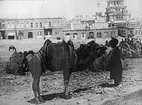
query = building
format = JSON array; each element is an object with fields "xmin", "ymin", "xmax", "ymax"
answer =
[
  {"xmin": 63, "ymin": 12, "xmax": 117, "ymax": 41},
  {"xmin": 128, "ymin": 20, "xmax": 142, "ymax": 38},
  {"xmin": 105, "ymin": 0, "xmax": 131, "ymax": 22},
  {"xmin": 63, "ymin": 27, "xmax": 118, "ymax": 41},
  {"xmin": 104, "ymin": 0, "xmax": 142, "ymax": 38},
  {"xmin": 0, "ymin": 19, "xmax": 6, "ymax": 39},
  {"xmin": 0, "ymin": 17, "xmax": 67, "ymax": 40},
  {"xmin": 108, "ymin": 19, "xmax": 142, "ymax": 38},
  {"xmin": 63, "ymin": 0, "xmax": 142, "ymax": 41}
]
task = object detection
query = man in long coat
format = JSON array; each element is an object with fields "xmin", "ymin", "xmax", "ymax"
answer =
[{"xmin": 107, "ymin": 38, "xmax": 123, "ymax": 86}]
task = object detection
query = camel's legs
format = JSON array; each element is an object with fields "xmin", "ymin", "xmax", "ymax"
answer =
[{"xmin": 32, "ymin": 77, "xmax": 43, "ymax": 104}]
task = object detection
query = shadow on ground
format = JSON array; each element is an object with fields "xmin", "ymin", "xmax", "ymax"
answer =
[{"xmin": 27, "ymin": 87, "xmax": 92, "ymax": 104}]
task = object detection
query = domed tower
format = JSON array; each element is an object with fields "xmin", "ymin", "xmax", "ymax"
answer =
[{"xmin": 105, "ymin": 0, "xmax": 131, "ymax": 22}]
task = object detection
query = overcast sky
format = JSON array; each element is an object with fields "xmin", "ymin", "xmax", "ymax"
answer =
[{"xmin": 0, "ymin": 0, "xmax": 141, "ymax": 20}]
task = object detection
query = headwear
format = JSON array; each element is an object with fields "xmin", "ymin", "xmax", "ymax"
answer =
[
  {"xmin": 28, "ymin": 50, "xmax": 35, "ymax": 55},
  {"xmin": 108, "ymin": 38, "xmax": 119, "ymax": 48},
  {"xmin": 9, "ymin": 46, "xmax": 16, "ymax": 51},
  {"xmin": 44, "ymin": 39, "xmax": 52, "ymax": 46}
]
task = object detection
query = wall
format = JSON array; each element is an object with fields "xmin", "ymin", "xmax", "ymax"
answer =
[
  {"xmin": 1, "ymin": 17, "xmax": 67, "ymax": 40},
  {"xmin": 62, "ymin": 28, "xmax": 118, "ymax": 41}
]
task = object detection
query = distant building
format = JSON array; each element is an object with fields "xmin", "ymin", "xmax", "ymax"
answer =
[
  {"xmin": 0, "ymin": 17, "xmax": 67, "ymax": 40},
  {"xmin": 75, "ymin": 14, "xmax": 96, "ymax": 21},
  {"xmin": 108, "ymin": 19, "xmax": 142, "ymax": 38},
  {"xmin": 63, "ymin": 0, "xmax": 142, "ymax": 40},
  {"xmin": 63, "ymin": 28, "xmax": 118, "ymax": 41},
  {"xmin": 0, "ymin": 19, "xmax": 6, "ymax": 39},
  {"xmin": 105, "ymin": 0, "xmax": 131, "ymax": 22},
  {"xmin": 104, "ymin": 0, "xmax": 142, "ymax": 38}
]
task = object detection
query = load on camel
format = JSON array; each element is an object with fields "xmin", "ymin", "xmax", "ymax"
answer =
[
  {"xmin": 119, "ymin": 37, "xmax": 142, "ymax": 58},
  {"xmin": 5, "ymin": 46, "xmax": 35, "ymax": 75}
]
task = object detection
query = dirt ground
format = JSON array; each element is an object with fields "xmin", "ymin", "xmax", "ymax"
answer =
[{"xmin": 0, "ymin": 39, "xmax": 142, "ymax": 105}]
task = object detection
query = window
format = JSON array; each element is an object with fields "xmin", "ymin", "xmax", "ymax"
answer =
[
  {"xmin": 135, "ymin": 30, "xmax": 137, "ymax": 34},
  {"xmin": 97, "ymin": 32, "xmax": 102, "ymax": 38},
  {"xmin": 65, "ymin": 33, "xmax": 70, "ymax": 36},
  {"xmin": 55, "ymin": 31, "xmax": 59, "ymax": 35},
  {"xmin": 57, "ymin": 21, "xmax": 60, "ymax": 26},
  {"xmin": 2, "ymin": 24, "xmax": 5, "ymax": 29},
  {"xmin": 117, "ymin": 1, "xmax": 119, "ymax": 5},
  {"xmin": 111, "ymin": 31, "xmax": 116, "ymax": 37},
  {"xmin": 37, "ymin": 31, "xmax": 42, "ymax": 36},
  {"xmin": 31, "ymin": 23, "xmax": 33, "ymax": 28},
  {"xmin": 36, "ymin": 22, "xmax": 38, "ymax": 27},
  {"xmin": 49, "ymin": 22, "xmax": 51, "ymax": 27},
  {"xmin": 73, "ymin": 35, "xmax": 75, "ymax": 38},
  {"xmin": 73, "ymin": 33, "xmax": 78, "ymax": 39},
  {"xmin": 39, "ymin": 31, "xmax": 42, "ymax": 36},
  {"xmin": 37, "ymin": 32, "xmax": 39, "ymax": 36},
  {"xmin": 114, "ymin": 1, "xmax": 116, "ymax": 5},
  {"xmin": 104, "ymin": 31, "xmax": 109, "ymax": 38},
  {"xmin": 40, "ymin": 22, "xmax": 42, "ymax": 27},
  {"xmin": 82, "ymin": 33, "xmax": 85, "ymax": 37},
  {"xmin": 130, "ymin": 31, "xmax": 133, "ymax": 35}
]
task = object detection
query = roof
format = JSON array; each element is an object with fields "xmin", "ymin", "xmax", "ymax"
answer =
[
  {"xmin": 63, "ymin": 27, "xmax": 118, "ymax": 32},
  {"xmin": 81, "ymin": 19, "xmax": 95, "ymax": 22},
  {"xmin": 0, "ymin": 17, "xmax": 65, "ymax": 21},
  {"xmin": 108, "ymin": 20, "xmax": 126, "ymax": 23},
  {"xmin": 72, "ymin": 24, "xmax": 86, "ymax": 29}
]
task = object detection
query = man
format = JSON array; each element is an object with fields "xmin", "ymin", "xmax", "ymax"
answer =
[{"xmin": 107, "ymin": 38, "xmax": 123, "ymax": 86}]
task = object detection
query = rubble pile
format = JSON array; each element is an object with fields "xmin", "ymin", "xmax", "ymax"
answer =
[
  {"xmin": 120, "ymin": 38, "xmax": 142, "ymax": 58},
  {"xmin": 0, "ymin": 58, "xmax": 142, "ymax": 105}
]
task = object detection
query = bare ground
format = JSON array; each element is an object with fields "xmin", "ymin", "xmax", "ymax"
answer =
[{"xmin": 0, "ymin": 39, "xmax": 142, "ymax": 105}]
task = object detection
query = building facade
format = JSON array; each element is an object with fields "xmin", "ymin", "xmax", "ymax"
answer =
[
  {"xmin": 108, "ymin": 19, "xmax": 142, "ymax": 37},
  {"xmin": 63, "ymin": 28, "xmax": 118, "ymax": 41},
  {"xmin": 0, "ymin": 17, "xmax": 67, "ymax": 40},
  {"xmin": 62, "ymin": 0, "xmax": 142, "ymax": 40},
  {"xmin": 105, "ymin": 0, "xmax": 131, "ymax": 22}
]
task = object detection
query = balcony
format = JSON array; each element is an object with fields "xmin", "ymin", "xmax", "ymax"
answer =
[{"xmin": 44, "ymin": 25, "xmax": 53, "ymax": 29}]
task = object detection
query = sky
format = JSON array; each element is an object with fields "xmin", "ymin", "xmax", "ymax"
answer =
[{"xmin": 0, "ymin": 0, "xmax": 141, "ymax": 20}]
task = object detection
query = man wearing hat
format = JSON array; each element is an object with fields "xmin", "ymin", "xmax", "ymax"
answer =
[{"xmin": 107, "ymin": 38, "xmax": 122, "ymax": 86}]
